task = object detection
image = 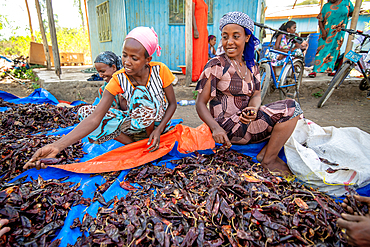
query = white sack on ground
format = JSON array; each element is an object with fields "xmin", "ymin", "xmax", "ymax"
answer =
[{"xmin": 285, "ymin": 119, "xmax": 370, "ymax": 197}]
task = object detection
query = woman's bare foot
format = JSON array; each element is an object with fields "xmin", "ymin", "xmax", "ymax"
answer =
[
  {"xmin": 114, "ymin": 133, "xmax": 134, "ymax": 144},
  {"xmin": 261, "ymin": 157, "xmax": 292, "ymax": 177},
  {"xmin": 257, "ymin": 145, "xmax": 267, "ymax": 162}
]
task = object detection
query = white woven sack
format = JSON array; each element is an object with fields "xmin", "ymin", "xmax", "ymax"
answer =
[{"xmin": 285, "ymin": 119, "xmax": 370, "ymax": 197}]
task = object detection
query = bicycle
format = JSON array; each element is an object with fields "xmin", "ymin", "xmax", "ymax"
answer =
[
  {"xmin": 317, "ymin": 28, "xmax": 370, "ymax": 108},
  {"xmin": 254, "ymin": 22, "xmax": 305, "ymax": 103}
]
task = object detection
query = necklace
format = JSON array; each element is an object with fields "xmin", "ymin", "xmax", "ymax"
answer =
[{"xmin": 232, "ymin": 59, "xmax": 247, "ymax": 80}]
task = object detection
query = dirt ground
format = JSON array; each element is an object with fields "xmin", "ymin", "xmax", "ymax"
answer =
[{"xmin": 1, "ymin": 73, "xmax": 369, "ymax": 134}]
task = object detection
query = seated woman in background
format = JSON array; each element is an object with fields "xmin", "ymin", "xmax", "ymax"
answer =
[
  {"xmin": 92, "ymin": 51, "xmax": 125, "ymax": 109},
  {"xmin": 268, "ymin": 20, "xmax": 307, "ymax": 67},
  {"xmin": 24, "ymin": 26, "xmax": 177, "ymax": 169},
  {"xmin": 196, "ymin": 12, "xmax": 303, "ymax": 176},
  {"xmin": 208, "ymin": 35, "xmax": 217, "ymax": 59}
]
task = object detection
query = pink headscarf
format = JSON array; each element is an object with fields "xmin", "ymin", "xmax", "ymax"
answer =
[{"xmin": 125, "ymin": 27, "xmax": 161, "ymax": 57}]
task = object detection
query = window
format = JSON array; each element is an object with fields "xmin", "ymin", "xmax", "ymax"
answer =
[
  {"xmin": 96, "ymin": 1, "xmax": 111, "ymax": 42},
  {"xmin": 169, "ymin": 0, "xmax": 214, "ymax": 25}
]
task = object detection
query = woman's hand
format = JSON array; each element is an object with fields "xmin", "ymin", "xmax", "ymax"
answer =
[
  {"xmin": 147, "ymin": 128, "xmax": 162, "ymax": 152},
  {"xmin": 239, "ymin": 106, "xmax": 258, "ymax": 125},
  {"xmin": 341, "ymin": 195, "xmax": 370, "ymax": 215},
  {"xmin": 23, "ymin": 144, "xmax": 60, "ymax": 170},
  {"xmin": 194, "ymin": 29, "xmax": 199, "ymax": 39},
  {"xmin": 0, "ymin": 219, "xmax": 10, "ymax": 237},
  {"xmin": 321, "ymin": 30, "xmax": 327, "ymax": 40},
  {"xmin": 337, "ymin": 214, "xmax": 370, "ymax": 247},
  {"xmin": 212, "ymin": 126, "xmax": 232, "ymax": 148}
]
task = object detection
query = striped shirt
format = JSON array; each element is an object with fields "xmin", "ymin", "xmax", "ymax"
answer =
[{"xmin": 105, "ymin": 61, "xmax": 175, "ymax": 109}]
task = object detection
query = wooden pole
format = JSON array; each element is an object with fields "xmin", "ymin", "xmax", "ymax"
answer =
[
  {"xmin": 25, "ymin": 0, "xmax": 35, "ymax": 41},
  {"xmin": 84, "ymin": 0, "xmax": 92, "ymax": 64},
  {"xmin": 185, "ymin": 0, "xmax": 193, "ymax": 87},
  {"xmin": 46, "ymin": 0, "xmax": 61, "ymax": 78},
  {"xmin": 343, "ymin": 0, "xmax": 362, "ymax": 61},
  {"xmin": 35, "ymin": 0, "xmax": 51, "ymax": 70}
]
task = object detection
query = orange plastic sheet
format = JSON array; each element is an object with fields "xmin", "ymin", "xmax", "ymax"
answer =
[{"xmin": 51, "ymin": 124, "xmax": 215, "ymax": 173}]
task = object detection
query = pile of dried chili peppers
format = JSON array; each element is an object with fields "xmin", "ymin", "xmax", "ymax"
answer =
[
  {"xmin": 0, "ymin": 175, "xmax": 90, "ymax": 246},
  {"xmin": 0, "ymin": 100, "xmax": 85, "ymax": 182},
  {"xmin": 69, "ymin": 148, "xmax": 364, "ymax": 246}
]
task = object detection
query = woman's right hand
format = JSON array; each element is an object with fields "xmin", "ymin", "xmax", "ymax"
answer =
[
  {"xmin": 212, "ymin": 126, "xmax": 232, "ymax": 148},
  {"xmin": 321, "ymin": 30, "xmax": 327, "ymax": 40},
  {"xmin": 23, "ymin": 144, "xmax": 60, "ymax": 170}
]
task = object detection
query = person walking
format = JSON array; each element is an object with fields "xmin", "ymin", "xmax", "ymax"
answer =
[{"xmin": 309, "ymin": 0, "xmax": 353, "ymax": 78}]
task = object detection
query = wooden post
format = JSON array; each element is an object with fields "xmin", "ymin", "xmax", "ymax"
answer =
[
  {"xmin": 46, "ymin": 0, "xmax": 61, "ymax": 78},
  {"xmin": 25, "ymin": 0, "xmax": 35, "ymax": 41},
  {"xmin": 35, "ymin": 0, "xmax": 51, "ymax": 70},
  {"xmin": 343, "ymin": 0, "xmax": 362, "ymax": 61},
  {"xmin": 84, "ymin": 0, "xmax": 92, "ymax": 64},
  {"xmin": 185, "ymin": 0, "xmax": 193, "ymax": 87}
]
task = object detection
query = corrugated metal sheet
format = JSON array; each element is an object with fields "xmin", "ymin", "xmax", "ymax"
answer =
[
  {"xmin": 88, "ymin": 0, "xmax": 266, "ymax": 70},
  {"xmin": 87, "ymin": 0, "xmax": 127, "ymax": 63}
]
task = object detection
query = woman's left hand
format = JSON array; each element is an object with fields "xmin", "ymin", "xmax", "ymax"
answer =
[
  {"xmin": 239, "ymin": 106, "xmax": 258, "ymax": 125},
  {"xmin": 147, "ymin": 128, "xmax": 162, "ymax": 152}
]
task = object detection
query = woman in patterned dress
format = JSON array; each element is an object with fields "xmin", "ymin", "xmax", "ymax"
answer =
[
  {"xmin": 309, "ymin": 0, "xmax": 354, "ymax": 77},
  {"xmin": 24, "ymin": 27, "xmax": 177, "ymax": 169},
  {"xmin": 195, "ymin": 12, "xmax": 303, "ymax": 176}
]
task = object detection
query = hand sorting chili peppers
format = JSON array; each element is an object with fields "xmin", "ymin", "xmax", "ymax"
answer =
[
  {"xmin": 0, "ymin": 101, "xmax": 86, "ymax": 182},
  {"xmin": 67, "ymin": 148, "xmax": 363, "ymax": 246}
]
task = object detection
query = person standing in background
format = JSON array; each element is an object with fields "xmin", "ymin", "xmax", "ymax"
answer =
[
  {"xmin": 208, "ymin": 35, "xmax": 217, "ymax": 59},
  {"xmin": 192, "ymin": 0, "xmax": 208, "ymax": 82},
  {"xmin": 308, "ymin": 0, "xmax": 353, "ymax": 78}
]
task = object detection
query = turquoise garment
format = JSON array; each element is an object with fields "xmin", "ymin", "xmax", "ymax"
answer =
[
  {"xmin": 313, "ymin": 0, "xmax": 354, "ymax": 73},
  {"xmin": 78, "ymin": 86, "xmax": 170, "ymax": 144}
]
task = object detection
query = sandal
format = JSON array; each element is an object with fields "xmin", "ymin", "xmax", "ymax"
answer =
[
  {"xmin": 328, "ymin": 72, "xmax": 336, "ymax": 76},
  {"xmin": 309, "ymin": 72, "xmax": 316, "ymax": 78}
]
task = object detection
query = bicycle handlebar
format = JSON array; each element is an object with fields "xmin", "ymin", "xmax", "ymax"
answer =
[
  {"xmin": 254, "ymin": 22, "xmax": 305, "ymax": 43},
  {"xmin": 342, "ymin": 28, "xmax": 370, "ymax": 38}
]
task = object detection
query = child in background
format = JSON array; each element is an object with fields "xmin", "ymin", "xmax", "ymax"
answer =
[
  {"xmin": 268, "ymin": 21, "xmax": 305, "ymax": 67},
  {"xmin": 208, "ymin": 35, "xmax": 216, "ymax": 59}
]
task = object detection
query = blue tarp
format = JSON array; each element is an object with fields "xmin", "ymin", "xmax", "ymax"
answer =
[{"xmin": 1, "ymin": 88, "xmax": 369, "ymax": 246}]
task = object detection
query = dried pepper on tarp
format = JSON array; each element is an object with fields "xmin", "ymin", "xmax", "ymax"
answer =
[
  {"xmin": 0, "ymin": 175, "xmax": 89, "ymax": 246},
  {"xmin": 69, "ymin": 148, "xmax": 360, "ymax": 246}
]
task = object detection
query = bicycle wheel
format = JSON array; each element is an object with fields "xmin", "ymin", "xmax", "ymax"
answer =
[
  {"xmin": 317, "ymin": 62, "xmax": 352, "ymax": 108},
  {"xmin": 259, "ymin": 63, "xmax": 271, "ymax": 103},
  {"xmin": 279, "ymin": 59, "xmax": 304, "ymax": 100}
]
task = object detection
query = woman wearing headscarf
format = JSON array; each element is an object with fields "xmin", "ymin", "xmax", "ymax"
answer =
[
  {"xmin": 93, "ymin": 51, "xmax": 123, "ymax": 109},
  {"xmin": 309, "ymin": 0, "xmax": 354, "ymax": 77},
  {"xmin": 196, "ymin": 12, "xmax": 303, "ymax": 176},
  {"xmin": 24, "ymin": 27, "xmax": 177, "ymax": 169}
]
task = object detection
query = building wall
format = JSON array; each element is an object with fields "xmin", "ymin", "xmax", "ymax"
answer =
[{"xmin": 87, "ymin": 0, "xmax": 266, "ymax": 71}]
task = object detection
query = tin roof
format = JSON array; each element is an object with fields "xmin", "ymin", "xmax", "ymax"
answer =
[{"xmin": 266, "ymin": 2, "xmax": 370, "ymax": 20}]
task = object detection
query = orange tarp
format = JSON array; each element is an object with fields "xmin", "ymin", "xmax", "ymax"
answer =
[{"xmin": 51, "ymin": 124, "xmax": 215, "ymax": 173}]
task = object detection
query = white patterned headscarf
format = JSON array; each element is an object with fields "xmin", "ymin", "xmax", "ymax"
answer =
[{"xmin": 219, "ymin": 11, "xmax": 260, "ymax": 71}]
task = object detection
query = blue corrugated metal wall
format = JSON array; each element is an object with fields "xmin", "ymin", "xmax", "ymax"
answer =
[
  {"xmin": 88, "ymin": 0, "xmax": 266, "ymax": 70},
  {"xmin": 87, "ymin": 0, "xmax": 127, "ymax": 65}
]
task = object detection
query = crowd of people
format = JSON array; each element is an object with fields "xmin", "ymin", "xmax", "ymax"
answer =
[{"xmin": 4, "ymin": 0, "xmax": 365, "ymax": 245}]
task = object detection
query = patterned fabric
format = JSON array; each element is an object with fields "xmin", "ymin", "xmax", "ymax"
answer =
[
  {"xmin": 267, "ymin": 34, "xmax": 304, "ymax": 67},
  {"xmin": 218, "ymin": 11, "xmax": 260, "ymax": 72},
  {"xmin": 95, "ymin": 51, "xmax": 123, "ymax": 109},
  {"xmin": 78, "ymin": 86, "xmax": 169, "ymax": 144},
  {"xmin": 94, "ymin": 51, "xmax": 123, "ymax": 70},
  {"xmin": 106, "ymin": 62, "xmax": 175, "ymax": 109},
  {"xmin": 79, "ymin": 62, "xmax": 175, "ymax": 144},
  {"xmin": 219, "ymin": 11, "xmax": 254, "ymax": 33},
  {"xmin": 313, "ymin": 0, "xmax": 354, "ymax": 73},
  {"xmin": 196, "ymin": 54, "xmax": 303, "ymax": 144}
]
